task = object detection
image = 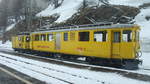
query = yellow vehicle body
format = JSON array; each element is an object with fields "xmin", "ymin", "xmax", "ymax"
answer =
[
  {"xmin": 12, "ymin": 24, "xmax": 140, "ymax": 60},
  {"xmin": 24, "ymin": 24, "xmax": 139, "ymax": 60},
  {"xmin": 12, "ymin": 24, "xmax": 141, "ymax": 69}
]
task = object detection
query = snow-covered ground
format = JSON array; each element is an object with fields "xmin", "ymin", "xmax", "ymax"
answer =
[
  {"xmin": 140, "ymin": 52, "xmax": 150, "ymax": 69},
  {"xmin": 0, "ymin": 41, "xmax": 13, "ymax": 50},
  {"xmin": 0, "ymin": 41, "xmax": 150, "ymax": 84},
  {"xmin": 1, "ymin": 52, "xmax": 149, "ymax": 84}
]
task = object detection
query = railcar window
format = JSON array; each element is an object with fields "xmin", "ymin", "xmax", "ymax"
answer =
[
  {"xmin": 18, "ymin": 37, "xmax": 21, "ymax": 41},
  {"xmin": 64, "ymin": 33, "xmax": 68, "ymax": 41},
  {"xmin": 41, "ymin": 34, "xmax": 46, "ymax": 41},
  {"xmin": 35, "ymin": 35, "xmax": 39, "ymax": 41},
  {"xmin": 47, "ymin": 34, "xmax": 53, "ymax": 41},
  {"xmin": 123, "ymin": 30, "xmax": 132, "ymax": 42},
  {"xmin": 94, "ymin": 31, "xmax": 107, "ymax": 42},
  {"xmin": 113, "ymin": 32, "xmax": 120, "ymax": 43},
  {"xmin": 26, "ymin": 37, "xmax": 30, "ymax": 42},
  {"xmin": 79, "ymin": 32, "xmax": 89, "ymax": 41}
]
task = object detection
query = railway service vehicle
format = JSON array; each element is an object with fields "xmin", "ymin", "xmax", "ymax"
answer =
[{"xmin": 12, "ymin": 23, "xmax": 142, "ymax": 70}]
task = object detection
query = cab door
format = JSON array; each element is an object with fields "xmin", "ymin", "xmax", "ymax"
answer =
[
  {"xmin": 25, "ymin": 36, "xmax": 30, "ymax": 49},
  {"xmin": 111, "ymin": 31, "xmax": 121, "ymax": 58}
]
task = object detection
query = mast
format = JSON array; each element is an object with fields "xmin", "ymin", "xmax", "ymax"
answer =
[{"xmin": 25, "ymin": 0, "xmax": 32, "ymax": 32}]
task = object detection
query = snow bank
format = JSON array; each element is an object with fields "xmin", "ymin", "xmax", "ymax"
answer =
[
  {"xmin": 0, "ymin": 41, "xmax": 12, "ymax": 50},
  {"xmin": 37, "ymin": 0, "xmax": 83, "ymax": 23},
  {"xmin": 140, "ymin": 52, "xmax": 150, "ymax": 69}
]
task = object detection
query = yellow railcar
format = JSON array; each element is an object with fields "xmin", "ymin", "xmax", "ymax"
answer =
[
  {"xmin": 12, "ymin": 24, "xmax": 142, "ymax": 69},
  {"xmin": 12, "ymin": 33, "xmax": 30, "ymax": 51}
]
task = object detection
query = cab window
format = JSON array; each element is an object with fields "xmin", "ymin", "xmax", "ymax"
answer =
[
  {"xmin": 135, "ymin": 31, "xmax": 139, "ymax": 41},
  {"xmin": 94, "ymin": 31, "xmax": 107, "ymax": 42},
  {"xmin": 79, "ymin": 32, "xmax": 89, "ymax": 41},
  {"xmin": 41, "ymin": 34, "xmax": 46, "ymax": 41},
  {"xmin": 123, "ymin": 30, "xmax": 132, "ymax": 42}
]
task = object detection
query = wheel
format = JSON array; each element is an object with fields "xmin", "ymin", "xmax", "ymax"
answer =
[
  {"xmin": 54, "ymin": 53, "xmax": 61, "ymax": 59},
  {"xmin": 123, "ymin": 60, "xmax": 139, "ymax": 70}
]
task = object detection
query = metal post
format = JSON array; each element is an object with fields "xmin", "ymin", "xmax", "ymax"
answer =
[
  {"xmin": 2, "ymin": 0, "xmax": 9, "ymax": 43},
  {"xmin": 25, "ymin": 0, "xmax": 32, "ymax": 32}
]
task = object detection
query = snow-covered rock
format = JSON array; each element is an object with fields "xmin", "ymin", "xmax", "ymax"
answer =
[
  {"xmin": 6, "ymin": 23, "xmax": 16, "ymax": 31},
  {"xmin": 37, "ymin": 0, "xmax": 83, "ymax": 23}
]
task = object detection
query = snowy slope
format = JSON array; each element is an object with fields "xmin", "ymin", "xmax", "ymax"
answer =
[
  {"xmin": 134, "ymin": 8, "xmax": 150, "ymax": 38},
  {"xmin": 109, "ymin": 0, "xmax": 150, "ymax": 7},
  {"xmin": 37, "ymin": 0, "xmax": 83, "ymax": 22}
]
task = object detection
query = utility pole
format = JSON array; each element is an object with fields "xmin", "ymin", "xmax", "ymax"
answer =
[
  {"xmin": 25, "ymin": 0, "xmax": 32, "ymax": 32},
  {"xmin": 1, "ymin": 0, "xmax": 9, "ymax": 43}
]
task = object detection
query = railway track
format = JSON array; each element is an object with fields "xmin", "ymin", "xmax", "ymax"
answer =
[
  {"xmin": 0, "ymin": 55, "xmax": 73, "ymax": 84},
  {"xmin": 0, "ymin": 52, "xmax": 111, "ymax": 84},
  {"xmin": 141, "ymin": 68, "xmax": 150, "ymax": 71},
  {"xmin": 0, "ymin": 49, "xmax": 150, "ymax": 82}
]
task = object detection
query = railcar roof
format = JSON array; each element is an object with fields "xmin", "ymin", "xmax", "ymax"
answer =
[
  {"xmin": 17, "ymin": 32, "xmax": 30, "ymax": 35},
  {"xmin": 32, "ymin": 24, "xmax": 139, "ymax": 34}
]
